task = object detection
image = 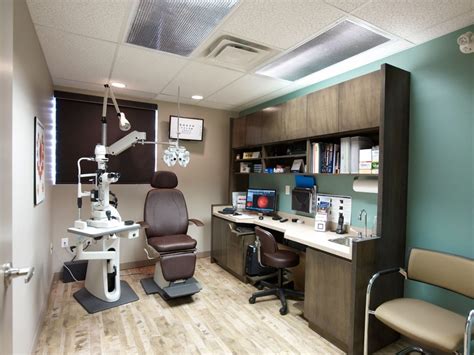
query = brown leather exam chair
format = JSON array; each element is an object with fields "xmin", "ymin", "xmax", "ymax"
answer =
[
  {"xmin": 364, "ymin": 248, "xmax": 474, "ymax": 355},
  {"xmin": 140, "ymin": 171, "xmax": 203, "ymax": 300},
  {"xmin": 248, "ymin": 227, "xmax": 304, "ymax": 315}
]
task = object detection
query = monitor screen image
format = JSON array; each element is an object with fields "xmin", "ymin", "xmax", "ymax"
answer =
[{"xmin": 245, "ymin": 188, "xmax": 277, "ymax": 213}]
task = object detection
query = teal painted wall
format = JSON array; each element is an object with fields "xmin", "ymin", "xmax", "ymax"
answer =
[
  {"xmin": 246, "ymin": 26, "xmax": 474, "ymax": 315},
  {"xmin": 249, "ymin": 174, "xmax": 377, "ymax": 229}
]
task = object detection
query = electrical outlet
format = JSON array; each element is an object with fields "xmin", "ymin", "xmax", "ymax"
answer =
[
  {"xmin": 285, "ymin": 185, "xmax": 291, "ymax": 195},
  {"xmin": 61, "ymin": 238, "xmax": 69, "ymax": 248}
]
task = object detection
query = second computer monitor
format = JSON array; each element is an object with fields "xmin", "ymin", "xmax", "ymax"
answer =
[{"xmin": 245, "ymin": 188, "xmax": 277, "ymax": 214}]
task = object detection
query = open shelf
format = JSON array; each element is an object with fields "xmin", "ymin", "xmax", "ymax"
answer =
[{"xmin": 265, "ymin": 154, "xmax": 307, "ymax": 160}]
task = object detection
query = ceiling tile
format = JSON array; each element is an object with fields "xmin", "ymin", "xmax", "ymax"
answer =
[
  {"xmin": 407, "ymin": 11, "xmax": 474, "ymax": 44},
  {"xmin": 156, "ymin": 94, "xmax": 199, "ymax": 107},
  {"xmin": 197, "ymin": 100, "xmax": 237, "ymax": 111},
  {"xmin": 161, "ymin": 62, "xmax": 244, "ymax": 99},
  {"xmin": 353, "ymin": 0, "xmax": 472, "ymax": 40},
  {"xmin": 27, "ymin": 0, "xmax": 133, "ymax": 42},
  {"xmin": 111, "ymin": 45, "xmax": 188, "ymax": 94},
  {"xmin": 324, "ymin": 0, "xmax": 369, "ymax": 13},
  {"xmin": 206, "ymin": 74, "xmax": 291, "ymax": 106},
  {"xmin": 220, "ymin": 0, "xmax": 345, "ymax": 49},
  {"xmin": 36, "ymin": 26, "xmax": 116, "ymax": 84}
]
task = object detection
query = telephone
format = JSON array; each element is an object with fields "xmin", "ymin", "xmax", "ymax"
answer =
[{"xmin": 219, "ymin": 207, "xmax": 237, "ymax": 215}]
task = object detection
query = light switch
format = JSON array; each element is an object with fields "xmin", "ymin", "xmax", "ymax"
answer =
[{"xmin": 285, "ymin": 185, "xmax": 290, "ymax": 195}]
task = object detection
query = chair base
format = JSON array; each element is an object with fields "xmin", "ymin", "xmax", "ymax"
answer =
[
  {"xmin": 396, "ymin": 346, "xmax": 430, "ymax": 355},
  {"xmin": 140, "ymin": 277, "xmax": 201, "ymax": 300},
  {"xmin": 249, "ymin": 269, "xmax": 304, "ymax": 315}
]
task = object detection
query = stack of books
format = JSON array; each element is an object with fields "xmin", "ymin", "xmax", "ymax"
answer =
[
  {"xmin": 310, "ymin": 143, "xmax": 340, "ymax": 174},
  {"xmin": 310, "ymin": 136, "xmax": 378, "ymax": 175}
]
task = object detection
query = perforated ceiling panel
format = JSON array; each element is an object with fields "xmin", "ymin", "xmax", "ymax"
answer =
[
  {"xmin": 257, "ymin": 20, "xmax": 390, "ymax": 81},
  {"xmin": 127, "ymin": 0, "xmax": 239, "ymax": 56}
]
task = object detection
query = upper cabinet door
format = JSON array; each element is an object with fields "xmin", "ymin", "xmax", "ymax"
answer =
[
  {"xmin": 338, "ymin": 70, "xmax": 381, "ymax": 132},
  {"xmin": 307, "ymin": 85, "xmax": 339, "ymax": 136},
  {"xmin": 231, "ymin": 116, "xmax": 246, "ymax": 148},
  {"xmin": 281, "ymin": 96, "xmax": 307, "ymax": 140},
  {"xmin": 260, "ymin": 105, "xmax": 282, "ymax": 144},
  {"xmin": 245, "ymin": 111, "xmax": 262, "ymax": 146}
]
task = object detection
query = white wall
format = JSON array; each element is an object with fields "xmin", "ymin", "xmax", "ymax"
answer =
[
  {"xmin": 11, "ymin": 1, "xmax": 54, "ymax": 353},
  {"xmin": 51, "ymin": 99, "xmax": 232, "ymax": 272}
]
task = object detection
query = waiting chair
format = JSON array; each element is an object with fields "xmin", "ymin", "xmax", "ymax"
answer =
[
  {"xmin": 140, "ymin": 171, "xmax": 203, "ymax": 300},
  {"xmin": 248, "ymin": 227, "xmax": 304, "ymax": 315},
  {"xmin": 364, "ymin": 248, "xmax": 474, "ymax": 354}
]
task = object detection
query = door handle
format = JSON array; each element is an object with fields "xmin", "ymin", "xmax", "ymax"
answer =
[{"xmin": 2, "ymin": 262, "xmax": 35, "ymax": 285}]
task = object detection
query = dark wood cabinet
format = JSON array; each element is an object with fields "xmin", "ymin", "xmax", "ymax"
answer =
[
  {"xmin": 245, "ymin": 111, "xmax": 262, "ymax": 146},
  {"xmin": 338, "ymin": 71, "xmax": 381, "ymax": 132},
  {"xmin": 281, "ymin": 96, "xmax": 307, "ymax": 140},
  {"xmin": 211, "ymin": 214, "xmax": 255, "ymax": 281},
  {"xmin": 211, "ymin": 216, "xmax": 227, "ymax": 266},
  {"xmin": 260, "ymin": 105, "xmax": 282, "ymax": 144},
  {"xmin": 307, "ymin": 85, "xmax": 339, "ymax": 136},
  {"xmin": 305, "ymin": 248, "xmax": 351, "ymax": 352},
  {"xmin": 231, "ymin": 116, "xmax": 246, "ymax": 148}
]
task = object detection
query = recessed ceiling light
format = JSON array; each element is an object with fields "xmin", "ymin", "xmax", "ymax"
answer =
[
  {"xmin": 191, "ymin": 95, "xmax": 204, "ymax": 100},
  {"xmin": 111, "ymin": 82, "xmax": 126, "ymax": 88}
]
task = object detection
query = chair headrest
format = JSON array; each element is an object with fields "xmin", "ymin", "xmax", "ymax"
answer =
[{"xmin": 151, "ymin": 171, "xmax": 178, "ymax": 189}]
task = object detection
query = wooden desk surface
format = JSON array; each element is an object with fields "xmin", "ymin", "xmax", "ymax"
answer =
[{"xmin": 212, "ymin": 206, "xmax": 355, "ymax": 260}]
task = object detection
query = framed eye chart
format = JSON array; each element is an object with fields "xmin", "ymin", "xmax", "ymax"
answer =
[{"xmin": 169, "ymin": 115, "xmax": 204, "ymax": 141}]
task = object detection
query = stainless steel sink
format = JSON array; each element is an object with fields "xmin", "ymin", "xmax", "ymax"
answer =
[{"xmin": 329, "ymin": 237, "xmax": 352, "ymax": 247}]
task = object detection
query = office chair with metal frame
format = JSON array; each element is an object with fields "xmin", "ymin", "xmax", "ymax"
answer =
[
  {"xmin": 248, "ymin": 227, "xmax": 304, "ymax": 315},
  {"xmin": 364, "ymin": 248, "xmax": 474, "ymax": 355}
]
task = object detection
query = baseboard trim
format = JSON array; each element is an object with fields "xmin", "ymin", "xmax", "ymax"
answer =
[{"xmin": 54, "ymin": 251, "xmax": 212, "ymax": 278}]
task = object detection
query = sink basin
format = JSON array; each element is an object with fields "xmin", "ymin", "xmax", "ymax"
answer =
[{"xmin": 329, "ymin": 237, "xmax": 352, "ymax": 247}]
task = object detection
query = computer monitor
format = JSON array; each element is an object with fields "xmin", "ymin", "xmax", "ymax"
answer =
[{"xmin": 245, "ymin": 188, "xmax": 277, "ymax": 214}]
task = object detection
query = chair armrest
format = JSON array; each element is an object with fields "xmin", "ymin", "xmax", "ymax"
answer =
[
  {"xmin": 189, "ymin": 219, "xmax": 204, "ymax": 227},
  {"xmin": 137, "ymin": 221, "xmax": 150, "ymax": 229},
  {"xmin": 367, "ymin": 267, "xmax": 407, "ymax": 296},
  {"xmin": 464, "ymin": 309, "xmax": 474, "ymax": 354}
]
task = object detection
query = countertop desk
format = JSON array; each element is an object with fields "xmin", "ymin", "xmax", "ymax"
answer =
[
  {"xmin": 212, "ymin": 205, "xmax": 359, "ymax": 260},
  {"xmin": 211, "ymin": 205, "xmax": 380, "ymax": 354}
]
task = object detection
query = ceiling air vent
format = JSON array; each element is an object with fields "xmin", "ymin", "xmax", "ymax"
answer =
[
  {"xmin": 127, "ymin": 0, "xmax": 239, "ymax": 57},
  {"xmin": 257, "ymin": 20, "xmax": 391, "ymax": 81},
  {"xmin": 205, "ymin": 36, "xmax": 276, "ymax": 71}
]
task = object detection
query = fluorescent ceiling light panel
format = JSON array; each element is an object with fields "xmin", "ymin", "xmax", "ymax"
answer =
[
  {"xmin": 191, "ymin": 95, "xmax": 203, "ymax": 100},
  {"xmin": 257, "ymin": 20, "xmax": 390, "ymax": 81},
  {"xmin": 111, "ymin": 82, "xmax": 126, "ymax": 88},
  {"xmin": 127, "ymin": 0, "xmax": 239, "ymax": 56}
]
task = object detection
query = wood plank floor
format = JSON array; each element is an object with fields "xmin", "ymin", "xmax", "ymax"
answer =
[{"xmin": 35, "ymin": 258, "xmax": 408, "ymax": 354}]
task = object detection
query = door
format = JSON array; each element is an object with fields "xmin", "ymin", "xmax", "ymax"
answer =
[
  {"xmin": 244, "ymin": 111, "xmax": 262, "ymax": 146},
  {"xmin": 231, "ymin": 116, "xmax": 247, "ymax": 148},
  {"xmin": 338, "ymin": 70, "xmax": 381, "ymax": 132},
  {"xmin": 260, "ymin": 105, "xmax": 282, "ymax": 144},
  {"xmin": 281, "ymin": 96, "xmax": 307, "ymax": 140},
  {"xmin": 1, "ymin": 0, "xmax": 14, "ymax": 352},
  {"xmin": 307, "ymin": 85, "xmax": 339, "ymax": 136}
]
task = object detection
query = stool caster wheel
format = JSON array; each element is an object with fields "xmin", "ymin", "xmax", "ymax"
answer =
[
  {"xmin": 279, "ymin": 306, "xmax": 288, "ymax": 315},
  {"xmin": 249, "ymin": 296, "xmax": 256, "ymax": 304},
  {"xmin": 256, "ymin": 283, "xmax": 264, "ymax": 290}
]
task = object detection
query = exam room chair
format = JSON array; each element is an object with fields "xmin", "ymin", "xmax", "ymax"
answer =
[
  {"xmin": 364, "ymin": 248, "xmax": 474, "ymax": 355},
  {"xmin": 248, "ymin": 227, "xmax": 304, "ymax": 315},
  {"xmin": 140, "ymin": 171, "xmax": 203, "ymax": 300}
]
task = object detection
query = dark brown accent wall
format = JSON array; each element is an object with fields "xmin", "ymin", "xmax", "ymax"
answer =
[{"xmin": 54, "ymin": 91, "xmax": 157, "ymax": 184}]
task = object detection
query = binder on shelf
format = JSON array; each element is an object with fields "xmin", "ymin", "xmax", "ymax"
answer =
[{"xmin": 340, "ymin": 137, "xmax": 351, "ymax": 174}]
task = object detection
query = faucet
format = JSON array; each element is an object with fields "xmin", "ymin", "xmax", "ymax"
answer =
[{"xmin": 358, "ymin": 209, "xmax": 368, "ymax": 238}]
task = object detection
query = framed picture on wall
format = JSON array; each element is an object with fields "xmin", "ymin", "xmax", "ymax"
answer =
[
  {"xmin": 34, "ymin": 116, "xmax": 45, "ymax": 205},
  {"xmin": 169, "ymin": 115, "xmax": 204, "ymax": 141}
]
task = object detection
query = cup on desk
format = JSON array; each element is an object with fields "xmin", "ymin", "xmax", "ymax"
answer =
[{"xmin": 258, "ymin": 213, "xmax": 263, "ymax": 220}]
